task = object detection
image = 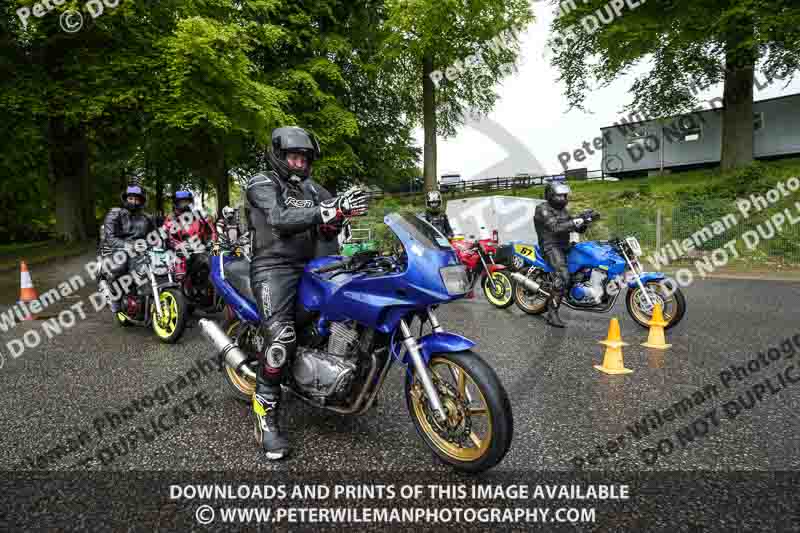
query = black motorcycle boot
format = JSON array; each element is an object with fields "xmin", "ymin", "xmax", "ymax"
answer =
[
  {"xmin": 546, "ymin": 296, "xmax": 566, "ymax": 328},
  {"xmin": 252, "ymin": 379, "xmax": 290, "ymax": 460},
  {"xmin": 98, "ymin": 279, "xmax": 121, "ymax": 313}
]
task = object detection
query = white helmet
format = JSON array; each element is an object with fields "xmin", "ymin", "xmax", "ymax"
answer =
[
  {"xmin": 426, "ymin": 190, "xmax": 442, "ymax": 213},
  {"xmin": 222, "ymin": 206, "xmax": 235, "ymax": 220}
]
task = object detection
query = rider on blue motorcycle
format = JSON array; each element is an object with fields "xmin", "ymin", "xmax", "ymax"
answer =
[
  {"xmin": 534, "ymin": 182, "xmax": 590, "ymax": 328},
  {"xmin": 245, "ymin": 126, "xmax": 369, "ymax": 460}
]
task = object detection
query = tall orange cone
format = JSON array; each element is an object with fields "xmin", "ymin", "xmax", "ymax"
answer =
[
  {"xmin": 18, "ymin": 261, "xmax": 39, "ymax": 321},
  {"xmin": 641, "ymin": 303, "xmax": 672, "ymax": 350},
  {"xmin": 594, "ymin": 318, "xmax": 632, "ymax": 375}
]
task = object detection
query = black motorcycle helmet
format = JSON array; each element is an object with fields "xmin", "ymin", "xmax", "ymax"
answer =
[
  {"xmin": 267, "ymin": 126, "xmax": 321, "ymax": 183},
  {"xmin": 121, "ymin": 185, "xmax": 146, "ymax": 212},
  {"xmin": 173, "ymin": 189, "xmax": 194, "ymax": 214},
  {"xmin": 426, "ymin": 190, "xmax": 443, "ymax": 214},
  {"xmin": 544, "ymin": 182, "xmax": 570, "ymax": 210}
]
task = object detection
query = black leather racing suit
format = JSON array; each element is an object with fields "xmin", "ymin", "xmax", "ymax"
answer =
[
  {"xmin": 245, "ymin": 171, "xmax": 333, "ymax": 385},
  {"xmin": 98, "ymin": 207, "xmax": 157, "ymax": 282},
  {"xmin": 534, "ymin": 203, "xmax": 586, "ymax": 303},
  {"xmin": 422, "ymin": 212, "xmax": 454, "ymax": 238}
]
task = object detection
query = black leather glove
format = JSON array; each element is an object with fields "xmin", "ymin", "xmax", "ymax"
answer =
[{"xmin": 320, "ymin": 187, "xmax": 369, "ymax": 223}]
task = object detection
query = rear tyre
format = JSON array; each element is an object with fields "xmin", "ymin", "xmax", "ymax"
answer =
[
  {"xmin": 513, "ymin": 271, "xmax": 548, "ymax": 315},
  {"xmin": 114, "ymin": 311, "xmax": 133, "ymax": 327},
  {"xmin": 405, "ymin": 351, "xmax": 513, "ymax": 473},
  {"xmin": 221, "ymin": 317, "xmax": 258, "ymax": 403}
]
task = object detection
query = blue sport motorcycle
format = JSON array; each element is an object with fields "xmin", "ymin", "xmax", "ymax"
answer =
[
  {"xmin": 199, "ymin": 212, "xmax": 513, "ymax": 473},
  {"xmin": 506, "ymin": 214, "xmax": 686, "ymax": 329}
]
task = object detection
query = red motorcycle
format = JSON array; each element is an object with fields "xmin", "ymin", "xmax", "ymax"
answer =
[
  {"xmin": 173, "ymin": 251, "xmax": 222, "ymax": 316},
  {"xmin": 450, "ymin": 231, "xmax": 514, "ymax": 308}
]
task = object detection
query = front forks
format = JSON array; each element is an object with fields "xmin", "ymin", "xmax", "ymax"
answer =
[{"xmin": 399, "ymin": 317, "xmax": 448, "ymax": 424}]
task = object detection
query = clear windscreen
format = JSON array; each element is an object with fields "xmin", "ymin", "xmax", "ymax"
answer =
[{"xmin": 386, "ymin": 213, "xmax": 452, "ymax": 251}]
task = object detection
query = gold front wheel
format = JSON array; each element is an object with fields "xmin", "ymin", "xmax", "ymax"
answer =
[{"xmin": 405, "ymin": 351, "xmax": 513, "ymax": 473}]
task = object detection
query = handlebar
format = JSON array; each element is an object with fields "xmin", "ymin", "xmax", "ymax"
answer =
[
  {"xmin": 312, "ymin": 258, "xmax": 351, "ymax": 274},
  {"xmin": 311, "ymin": 250, "xmax": 382, "ymax": 275}
]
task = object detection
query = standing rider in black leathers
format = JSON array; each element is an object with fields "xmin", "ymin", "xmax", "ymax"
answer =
[
  {"xmin": 216, "ymin": 206, "xmax": 241, "ymax": 243},
  {"xmin": 422, "ymin": 190, "xmax": 454, "ymax": 238},
  {"xmin": 246, "ymin": 126, "xmax": 368, "ymax": 460},
  {"xmin": 97, "ymin": 184, "xmax": 158, "ymax": 313},
  {"xmin": 534, "ymin": 182, "xmax": 589, "ymax": 328}
]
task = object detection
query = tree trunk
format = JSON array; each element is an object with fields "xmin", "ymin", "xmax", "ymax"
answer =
[
  {"xmin": 155, "ymin": 175, "xmax": 164, "ymax": 217},
  {"xmin": 422, "ymin": 54, "xmax": 438, "ymax": 193},
  {"xmin": 49, "ymin": 116, "xmax": 89, "ymax": 242},
  {"xmin": 720, "ymin": 44, "xmax": 755, "ymax": 171},
  {"xmin": 82, "ymin": 166, "xmax": 96, "ymax": 238},
  {"xmin": 213, "ymin": 150, "xmax": 229, "ymax": 219}
]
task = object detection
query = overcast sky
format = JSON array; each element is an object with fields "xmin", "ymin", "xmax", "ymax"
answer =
[{"xmin": 414, "ymin": 7, "xmax": 800, "ymax": 179}]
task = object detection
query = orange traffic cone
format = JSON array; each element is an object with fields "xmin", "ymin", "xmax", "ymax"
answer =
[
  {"xmin": 594, "ymin": 318, "xmax": 632, "ymax": 375},
  {"xmin": 18, "ymin": 261, "xmax": 39, "ymax": 321},
  {"xmin": 641, "ymin": 303, "xmax": 672, "ymax": 350}
]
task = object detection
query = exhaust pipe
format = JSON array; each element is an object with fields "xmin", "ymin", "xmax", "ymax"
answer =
[
  {"xmin": 198, "ymin": 319, "xmax": 257, "ymax": 380},
  {"xmin": 510, "ymin": 272, "xmax": 550, "ymax": 297}
]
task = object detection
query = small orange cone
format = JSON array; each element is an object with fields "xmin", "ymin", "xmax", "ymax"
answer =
[
  {"xmin": 594, "ymin": 318, "xmax": 632, "ymax": 375},
  {"xmin": 641, "ymin": 303, "xmax": 672, "ymax": 350},
  {"xmin": 18, "ymin": 261, "xmax": 39, "ymax": 321}
]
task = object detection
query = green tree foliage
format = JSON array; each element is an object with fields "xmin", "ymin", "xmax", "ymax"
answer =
[
  {"xmin": 383, "ymin": 0, "xmax": 534, "ymax": 191},
  {"xmin": 547, "ymin": 0, "xmax": 800, "ymax": 171},
  {"xmin": 0, "ymin": 0, "xmax": 425, "ymax": 241}
]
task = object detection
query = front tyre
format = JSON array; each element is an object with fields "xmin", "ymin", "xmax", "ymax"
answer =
[
  {"xmin": 151, "ymin": 288, "xmax": 188, "ymax": 344},
  {"xmin": 405, "ymin": 351, "xmax": 513, "ymax": 473},
  {"xmin": 626, "ymin": 280, "xmax": 686, "ymax": 330},
  {"xmin": 482, "ymin": 271, "xmax": 514, "ymax": 309}
]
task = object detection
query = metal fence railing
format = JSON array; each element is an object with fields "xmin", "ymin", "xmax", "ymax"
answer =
[{"xmin": 365, "ymin": 169, "xmax": 609, "ymax": 200}]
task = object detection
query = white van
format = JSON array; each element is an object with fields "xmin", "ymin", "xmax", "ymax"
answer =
[
  {"xmin": 439, "ymin": 173, "xmax": 462, "ymax": 192},
  {"xmin": 446, "ymin": 195, "xmax": 581, "ymax": 245}
]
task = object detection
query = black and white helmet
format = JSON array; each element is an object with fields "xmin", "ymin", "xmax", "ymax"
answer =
[
  {"xmin": 544, "ymin": 182, "xmax": 570, "ymax": 210},
  {"xmin": 267, "ymin": 126, "xmax": 321, "ymax": 183},
  {"xmin": 426, "ymin": 190, "xmax": 442, "ymax": 213},
  {"xmin": 222, "ymin": 206, "xmax": 235, "ymax": 220}
]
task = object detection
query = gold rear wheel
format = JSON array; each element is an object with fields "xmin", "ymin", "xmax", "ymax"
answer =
[{"xmin": 222, "ymin": 318, "xmax": 257, "ymax": 402}]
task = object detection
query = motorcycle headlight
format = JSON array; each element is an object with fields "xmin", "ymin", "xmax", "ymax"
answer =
[
  {"xmin": 625, "ymin": 237, "xmax": 642, "ymax": 257},
  {"xmin": 440, "ymin": 265, "xmax": 469, "ymax": 295}
]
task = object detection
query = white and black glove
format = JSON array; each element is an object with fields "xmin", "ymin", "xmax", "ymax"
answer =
[
  {"xmin": 573, "ymin": 217, "xmax": 585, "ymax": 228},
  {"xmin": 320, "ymin": 187, "xmax": 369, "ymax": 223}
]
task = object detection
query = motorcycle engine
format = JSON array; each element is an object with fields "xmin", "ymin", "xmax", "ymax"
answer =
[
  {"xmin": 292, "ymin": 347, "xmax": 357, "ymax": 401},
  {"xmin": 571, "ymin": 269, "xmax": 607, "ymax": 304},
  {"xmin": 291, "ymin": 321, "xmax": 359, "ymax": 401}
]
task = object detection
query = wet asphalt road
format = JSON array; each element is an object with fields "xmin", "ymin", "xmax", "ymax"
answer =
[{"xmin": 1, "ymin": 253, "xmax": 799, "ymax": 474}]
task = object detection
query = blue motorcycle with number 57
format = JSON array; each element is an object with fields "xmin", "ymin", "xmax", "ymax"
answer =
[
  {"xmin": 199, "ymin": 212, "xmax": 513, "ymax": 473},
  {"xmin": 506, "ymin": 211, "xmax": 686, "ymax": 329}
]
